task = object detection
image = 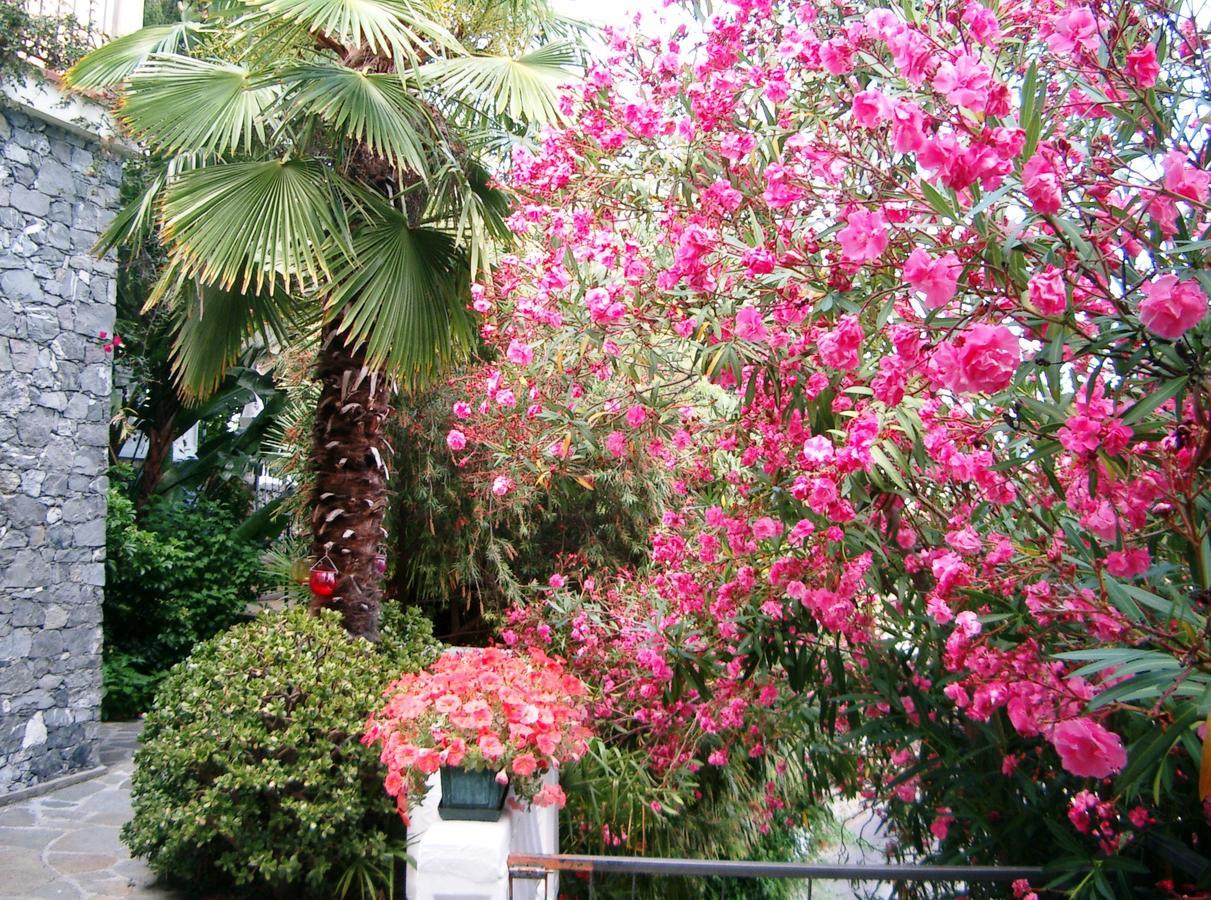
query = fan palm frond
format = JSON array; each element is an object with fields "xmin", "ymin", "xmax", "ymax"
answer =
[
  {"xmin": 161, "ymin": 159, "xmax": 348, "ymax": 294},
  {"xmin": 242, "ymin": 0, "xmax": 462, "ymax": 64},
  {"xmin": 421, "ymin": 40, "xmax": 575, "ymax": 124},
  {"xmin": 280, "ymin": 64, "xmax": 432, "ymax": 175},
  {"xmin": 421, "ymin": 156, "xmax": 510, "ymax": 275},
  {"xmin": 171, "ymin": 277, "xmax": 303, "ymax": 400},
  {"xmin": 63, "ymin": 21, "xmax": 206, "ymax": 89},
  {"xmin": 120, "ymin": 56, "xmax": 280, "ymax": 155},
  {"xmin": 327, "ymin": 205, "xmax": 471, "ymax": 384},
  {"xmin": 95, "ymin": 167, "xmax": 167, "ymax": 256}
]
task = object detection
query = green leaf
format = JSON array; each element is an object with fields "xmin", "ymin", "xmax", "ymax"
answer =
[
  {"xmin": 243, "ymin": 0, "xmax": 460, "ymax": 64},
  {"xmin": 326, "ymin": 204, "xmax": 470, "ymax": 384},
  {"xmin": 1117, "ymin": 582, "xmax": 1203, "ymax": 625},
  {"xmin": 1020, "ymin": 63, "xmax": 1047, "ymax": 159},
  {"xmin": 870, "ymin": 444, "xmax": 909, "ymax": 491},
  {"xmin": 1116, "ymin": 706, "xmax": 1199, "ymax": 795},
  {"xmin": 423, "ymin": 41, "xmax": 576, "ymax": 125},
  {"xmin": 171, "ymin": 277, "xmax": 301, "ymax": 400},
  {"xmin": 162, "ymin": 159, "xmax": 345, "ymax": 294},
  {"xmin": 281, "ymin": 65, "xmax": 432, "ymax": 176},
  {"xmin": 1121, "ymin": 377, "xmax": 1185, "ymax": 425},
  {"xmin": 63, "ymin": 22, "xmax": 205, "ymax": 89},
  {"xmin": 1102, "ymin": 577, "xmax": 1145, "ymax": 623},
  {"xmin": 95, "ymin": 167, "xmax": 167, "ymax": 257},
  {"xmin": 920, "ymin": 180, "xmax": 956, "ymax": 220},
  {"xmin": 121, "ymin": 56, "xmax": 279, "ymax": 156}
]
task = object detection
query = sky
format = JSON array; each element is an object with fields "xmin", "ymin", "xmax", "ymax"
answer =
[{"xmin": 550, "ymin": 0, "xmax": 689, "ymax": 29}]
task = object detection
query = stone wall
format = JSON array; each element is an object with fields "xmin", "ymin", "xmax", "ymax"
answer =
[{"xmin": 0, "ymin": 100, "xmax": 122, "ymax": 797}]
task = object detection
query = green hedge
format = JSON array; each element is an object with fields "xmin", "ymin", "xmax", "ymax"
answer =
[{"xmin": 123, "ymin": 606, "xmax": 438, "ymax": 898}]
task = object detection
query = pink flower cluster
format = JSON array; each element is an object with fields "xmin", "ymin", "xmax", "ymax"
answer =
[
  {"xmin": 365, "ymin": 647, "xmax": 593, "ymax": 822},
  {"xmin": 430, "ymin": 0, "xmax": 1208, "ymax": 868}
]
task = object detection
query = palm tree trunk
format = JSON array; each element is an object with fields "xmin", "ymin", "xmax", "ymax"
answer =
[
  {"xmin": 134, "ymin": 413, "xmax": 176, "ymax": 516},
  {"xmin": 309, "ymin": 325, "xmax": 391, "ymax": 641}
]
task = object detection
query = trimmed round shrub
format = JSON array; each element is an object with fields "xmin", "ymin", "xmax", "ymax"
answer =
[{"xmin": 123, "ymin": 606, "xmax": 437, "ymax": 897}]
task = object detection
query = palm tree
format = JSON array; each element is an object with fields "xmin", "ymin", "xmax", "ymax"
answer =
[{"xmin": 66, "ymin": 0, "xmax": 576, "ymax": 640}]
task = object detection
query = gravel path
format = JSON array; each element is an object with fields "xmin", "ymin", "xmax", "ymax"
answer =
[{"xmin": 0, "ymin": 722, "xmax": 173, "ymax": 900}]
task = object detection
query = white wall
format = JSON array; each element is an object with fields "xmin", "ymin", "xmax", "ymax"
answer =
[{"xmin": 23, "ymin": 0, "xmax": 145, "ymax": 40}]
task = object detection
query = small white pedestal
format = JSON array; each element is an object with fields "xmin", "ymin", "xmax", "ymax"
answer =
[
  {"xmin": 415, "ymin": 817, "xmax": 511, "ymax": 899},
  {"xmin": 408, "ymin": 773, "xmax": 559, "ymax": 900}
]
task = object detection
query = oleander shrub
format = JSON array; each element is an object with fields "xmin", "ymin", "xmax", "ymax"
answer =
[{"xmin": 122, "ymin": 607, "xmax": 438, "ymax": 898}]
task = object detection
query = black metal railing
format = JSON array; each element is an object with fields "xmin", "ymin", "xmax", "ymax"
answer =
[{"xmin": 508, "ymin": 853, "xmax": 1045, "ymax": 899}]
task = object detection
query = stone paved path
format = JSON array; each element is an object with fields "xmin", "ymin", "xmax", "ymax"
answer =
[{"xmin": 0, "ymin": 722, "xmax": 174, "ymax": 900}]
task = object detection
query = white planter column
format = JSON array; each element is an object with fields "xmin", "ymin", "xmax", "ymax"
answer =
[{"xmin": 408, "ymin": 772, "xmax": 560, "ymax": 900}]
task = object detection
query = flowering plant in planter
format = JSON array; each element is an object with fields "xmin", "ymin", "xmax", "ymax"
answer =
[{"xmin": 365, "ymin": 646, "xmax": 593, "ymax": 821}]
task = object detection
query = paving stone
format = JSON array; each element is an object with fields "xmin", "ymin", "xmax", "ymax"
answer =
[
  {"xmin": 0, "ymin": 806, "xmax": 36, "ymax": 826},
  {"xmin": 77, "ymin": 791, "xmax": 132, "ymax": 818},
  {"xmin": 0, "ymin": 726, "xmax": 173, "ymax": 899},
  {"xmin": 23, "ymin": 884, "xmax": 83, "ymax": 899},
  {"xmin": 42, "ymin": 780, "xmax": 105, "ymax": 803},
  {"xmin": 0, "ymin": 844, "xmax": 55, "ymax": 882},
  {"xmin": 0, "ymin": 826, "xmax": 65, "ymax": 848},
  {"xmin": 46, "ymin": 853, "xmax": 118, "ymax": 875},
  {"xmin": 47, "ymin": 826, "xmax": 123, "ymax": 856}
]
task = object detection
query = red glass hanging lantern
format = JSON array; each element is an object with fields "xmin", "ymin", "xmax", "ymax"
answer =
[
  {"xmin": 309, "ymin": 556, "xmax": 338, "ymax": 598},
  {"xmin": 373, "ymin": 555, "xmax": 387, "ymax": 576}
]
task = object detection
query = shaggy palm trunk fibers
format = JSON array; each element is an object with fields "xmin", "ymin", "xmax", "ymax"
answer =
[{"xmin": 309, "ymin": 325, "xmax": 392, "ymax": 641}]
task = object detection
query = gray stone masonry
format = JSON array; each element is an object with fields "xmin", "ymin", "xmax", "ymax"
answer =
[{"xmin": 0, "ymin": 102, "xmax": 121, "ymax": 798}]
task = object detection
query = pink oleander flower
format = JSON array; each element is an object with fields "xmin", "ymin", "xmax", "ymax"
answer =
[
  {"xmin": 1106, "ymin": 548, "xmax": 1150, "ymax": 578},
  {"xmin": 735, "ymin": 306, "xmax": 768, "ymax": 342},
  {"xmin": 851, "ymin": 89, "xmax": 888, "ymax": 127},
  {"xmin": 446, "ymin": 429, "xmax": 467, "ymax": 451},
  {"xmin": 1051, "ymin": 718, "xmax": 1127, "ymax": 778},
  {"xmin": 961, "ymin": 1, "xmax": 1001, "ymax": 45},
  {"xmin": 470, "ymin": 283, "xmax": 492, "ymax": 313},
  {"xmin": 1125, "ymin": 44, "xmax": 1159, "ymax": 88},
  {"xmin": 752, "ymin": 517, "xmax": 783, "ymax": 540},
  {"xmin": 817, "ymin": 315, "xmax": 864, "ymax": 370},
  {"xmin": 820, "ymin": 37, "xmax": 853, "ymax": 74},
  {"xmin": 626, "ymin": 404, "xmax": 647, "ymax": 428},
  {"xmin": 935, "ymin": 324, "xmax": 1021, "ymax": 394},
  {"xmin": 1138, "ymin": 274, "xmax": 1207, "ymax": 339},
  {"xmin": 1057, "ymin": 414, "xmax": 1101, "ymax": 453},
  {"xmin": 890, "ymin": 101, "xmax": 926, "ymax": 153},
  {"xmin": 1162, "ymin": 151, "xmax": 1210, "ymax": 203},
  {"xmin": 1047, "ymin": 6, "xmax": 1100, "ymax": 55},
  {"xmin": 837, "ymin": 209, "xmax": 888, "ymax": 262},
  {"xmin": 903, "ymin": 249, "xmax": 960, "ymax": 308},
  {"xmin": 506, "ymin": 339, "xmax": 534, "ymax": 365},
  {"xmin": 932, "ymin": 52, "xmax": 993, "ymax": 112},
  {"xmin": 1028, "ymin": 268, "xmax": 1067, "ymax": 316},
  {"xmin": 492, "ymin": 476, "xmax": 514, "ymax": 497},
  {"xmin": 1022, "ymin": 149, "xmax": 1063, "ymax": 214},
  {"xmin": 605, "ymin": 430, "xmax": 627, "ymax": 457}
]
